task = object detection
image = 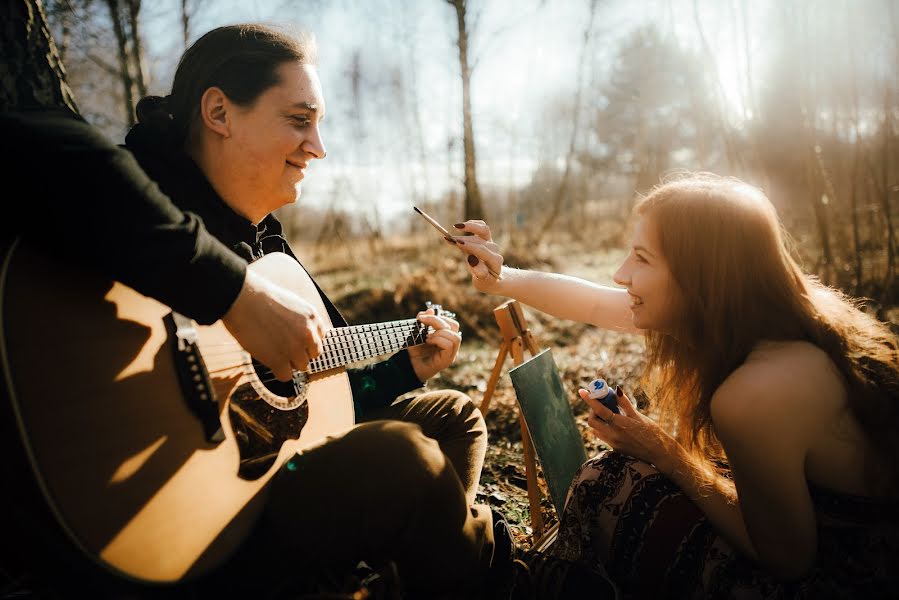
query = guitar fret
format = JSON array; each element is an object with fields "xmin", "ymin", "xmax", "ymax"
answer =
[
  {"xmin": 302, "ymin": 318, "xmax": 436, "ymax": 374},
  {"xmin": 341, "ymin": 339, "xmax": 350, "ymax": 363}
]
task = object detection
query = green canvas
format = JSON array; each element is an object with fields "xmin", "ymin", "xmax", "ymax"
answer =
[{"xmin": 509, "ymin": 348, "xmax": 588, "ymax": 515}]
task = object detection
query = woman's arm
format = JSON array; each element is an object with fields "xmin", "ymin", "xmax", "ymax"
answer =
[
  {"xmin": 484, "ymin": 267, "xmax": 637, "ymax": 333},
  {"xmin": 585, "ymin": 365, "xmax": 819, "ymax": 580},
  {"xmin": 706, "ymin": 353, "xmax": 821, "ymax": 579},
  {"xmin": 654, "ymin": 441, "xmax": 760, "ymax": 556},
  {"xmin": 583, "ymin": 388, "xmax": 761, "ymax": 562},
  {"xmin": 452, "ymin": 222, "xmax": 638, "ymax": 333}
]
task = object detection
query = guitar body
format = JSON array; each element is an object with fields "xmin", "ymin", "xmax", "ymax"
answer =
[{"xmin": 0, "ymin": 243, "xmax": 354, "ymax": 583}]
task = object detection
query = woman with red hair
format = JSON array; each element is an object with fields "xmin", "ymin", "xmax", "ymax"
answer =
[{"xmin": 456, "ymin": 173, "xmax": 898, "ymax": 597}]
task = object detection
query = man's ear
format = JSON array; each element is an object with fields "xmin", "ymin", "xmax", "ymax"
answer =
[{"xmin": 199, "ymin": 87, "xmax": 231, "ymax": 138}]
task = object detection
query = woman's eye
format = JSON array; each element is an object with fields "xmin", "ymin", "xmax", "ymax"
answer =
[{"xmin": 291, "ymin": 116, "xmax": 310, "ymax": 128}]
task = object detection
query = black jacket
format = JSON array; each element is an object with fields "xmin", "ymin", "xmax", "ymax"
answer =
[{"xmin": 2, "ymin": 109, "xmax": 245, "ymax": 324}]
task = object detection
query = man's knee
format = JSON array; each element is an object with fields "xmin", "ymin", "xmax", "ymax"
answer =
[
  {"xmin": 421, "ymin": 389, "xmax": 486, "ymax": 436},
  {"xmin": 449, "ymin": 390, "xmax": 487, "ymax": 437},
  {"xmin": 362, "ymin": 420, "xmax": 447, "ymax": 483}
]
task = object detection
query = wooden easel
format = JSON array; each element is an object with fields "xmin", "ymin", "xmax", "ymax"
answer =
[{"xmin": 479, "ymin": 299, "xmax": 545, "ymax": 541}]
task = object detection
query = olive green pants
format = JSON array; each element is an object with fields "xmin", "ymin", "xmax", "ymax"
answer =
[{"xmin": 259, "ymin": 389, "xmax": 494, "ymax": 594}]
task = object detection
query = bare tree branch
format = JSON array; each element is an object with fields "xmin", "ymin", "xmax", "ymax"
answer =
[{"xmin": 534, "ymin": 0, "xmax": 599, "ymax": 243}]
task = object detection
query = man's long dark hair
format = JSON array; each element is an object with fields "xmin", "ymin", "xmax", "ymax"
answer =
[{"xmin": 135, "ymin": 24, "xmax": 317, "ymax": 147}]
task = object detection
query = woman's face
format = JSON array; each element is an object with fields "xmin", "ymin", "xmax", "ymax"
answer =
[
  {"xmin": 219, "ymin": 61, "xmax": 326, "ymax": 222},
  {"xmin": 613, "ymin": 215, "xmax": 685, "ymax": 333}
]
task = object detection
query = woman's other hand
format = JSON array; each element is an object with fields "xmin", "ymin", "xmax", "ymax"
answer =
[{"xmin": 581, "ymin": 385, "xmax": 678, "ymax": 467}]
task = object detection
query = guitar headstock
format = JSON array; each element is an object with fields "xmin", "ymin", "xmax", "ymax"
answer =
[{"xmin": 425, "ymin": 301, "xmax": 456, "ymax": 320}]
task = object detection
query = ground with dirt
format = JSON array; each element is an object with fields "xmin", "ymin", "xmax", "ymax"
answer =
[{"xmin": 298, "ymin": 233, "xmax": 647, "ymax": 548}]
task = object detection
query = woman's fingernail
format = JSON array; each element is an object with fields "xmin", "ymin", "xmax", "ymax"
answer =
[
  {"xmin": 467, "ymin": 255, "xmax": 479, "ymax": 266},
  {"xmin": 615, "ymin": 385, "xmax": 623, "ymax": 397},
  {"xmin": 454, "ymin": 223, "xmax": 465, "ymax": 229},
  {"xmin": 457, "ymin": 239, "xmax": 465, "ymax": 245},
  {"xmin": 445, "ymin": 237, "xmax": 455, "ymax": 244}
]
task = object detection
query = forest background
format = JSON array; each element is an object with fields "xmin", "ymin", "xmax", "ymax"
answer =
[{"xmin": 41, "ymin": 0, "xmax": 899, "ymax": 543}]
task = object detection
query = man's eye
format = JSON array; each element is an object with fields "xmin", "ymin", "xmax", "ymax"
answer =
[{"xmin": 635, "ymin": 253, "xmax": 647, "ymax": 263}]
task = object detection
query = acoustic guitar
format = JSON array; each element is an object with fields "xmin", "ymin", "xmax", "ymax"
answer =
[{"xmin": 0, "ymin": 241, "xmax": 446, "ymax": 584}]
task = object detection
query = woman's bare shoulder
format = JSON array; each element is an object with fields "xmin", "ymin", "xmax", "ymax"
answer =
[
  {"xmin": 712, "ymin": 341, "xmax": 845, "ymax": 428},
  {"xmin": 746, "ymin": 340, "xmax": 839, "ymax": 375}
]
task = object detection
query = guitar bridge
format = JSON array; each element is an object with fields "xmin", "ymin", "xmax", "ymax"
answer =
[{"xmin": 165, "ymin": 312, "xmax": 224, "ymax": 444}]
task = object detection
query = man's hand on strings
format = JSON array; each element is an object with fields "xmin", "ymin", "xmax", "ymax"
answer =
[
  {"xmin": 223, "ymin": 269, "xmax": 325, "ymax": 381},
  {"xmin": 408, "ymin": 309, "xmax": 462, "ymax": 382}
]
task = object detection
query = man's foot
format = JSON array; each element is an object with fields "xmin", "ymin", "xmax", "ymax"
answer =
[
  {"xmin": 508, "ymin": 551, "xmax": 619, "ymax": 600},
  {"xmin": 480, "ymin": 508, "xmax": 519, "ymax": 598}
]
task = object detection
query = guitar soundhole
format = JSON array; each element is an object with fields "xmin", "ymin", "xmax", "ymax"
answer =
[
  {"xmin": 251, "ymin": 358, "xmax": 301, "ymax": 397},
  {"xmin": 229, "ymin": 380, "xmax": 309, "ymax": 481}
]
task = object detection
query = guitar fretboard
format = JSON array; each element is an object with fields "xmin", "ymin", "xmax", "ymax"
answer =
[{"xmin": 305, "ymin": 318, "xmax": 430, "ymax": 373}]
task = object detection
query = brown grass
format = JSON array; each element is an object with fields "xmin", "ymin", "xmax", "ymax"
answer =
[
  {"xmin": 295, "ymin": 234, "xmax": 648, "ymax": 546},
  {"xmin": 296, "ymin": 230, "xmax": 899, "ymax": 546}
]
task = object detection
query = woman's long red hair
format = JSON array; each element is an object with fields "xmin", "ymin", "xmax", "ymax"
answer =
[{"xmin": 636, "ymin": 174, "xmax": 898, "ymax": 493}]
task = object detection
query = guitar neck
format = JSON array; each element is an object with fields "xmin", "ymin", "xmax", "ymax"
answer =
[{"xmin": 306, "ymin": 318, "xmax": 429, "ymax": 373}]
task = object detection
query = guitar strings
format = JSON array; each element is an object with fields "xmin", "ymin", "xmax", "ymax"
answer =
[
  {"xmin": 198, "ymin": 324, "xmax": 434, "ymax": 363},
  {"xmin": 198, "ymin": 326, "xmax": 427, "ymax": 353},
  {"xmin": 200, "ymin": 327, "xmax": 435, "ymax": 387},
  {"xmin": 199, "ymin": 333, "xmax": 424, "ymax": 363},
  {"xmin": 203, "ymin": 339, "xmax": 429, "ymax": 370},
  {"xmin": 205, "ymin": 362, "xmax": 253, "ymax": 376},
  {"xmin": 194, "ymin": 317, "xmax": 427, "ymax": 349}
]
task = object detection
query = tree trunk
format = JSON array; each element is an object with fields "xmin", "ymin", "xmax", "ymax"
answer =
[
  {"xmin": 846, "ymin": 9, "xmax": 863, "ymax": 294},
  {"xmin": 448, "ymin": 0, "xmax": 485, "ymax": 221},
  {"xmin": 57, "ymin": 3, "xmax": 71, "ymax": 65},
  {"xmin": 850, "ymin": 138, "xmax": 863, "ymax": 293},
  {"xmin": 879, "ymin": 86, "xmax": 896, "ymax": 302},
  {"xmin": 805, "ymin": 151, "xmax": 834, "ymax": 285},
  {"xmin": 126, "ymin": 0, "xmax": 147, "ymax": 98},
  {"xmin": 403, "ymin": 22, "xmax": 432, "ymax": 205},
  {"xmin": 692, "ymin": 0, "xmax": 744, "ymax": 172},
  {"xmin": 534, "ymin": 0, "xmax": 597, "ymax": 244},
  {"xmin": 0, "ymin": 0, "xmax": 78, "ymax": 113},
  {"xmin": 105, "ymin": 0, "xmax": 136, "ymax": 126},
  {"xmin": 181, "ymin": 0, "xmax": 190, "ymax": 49}
]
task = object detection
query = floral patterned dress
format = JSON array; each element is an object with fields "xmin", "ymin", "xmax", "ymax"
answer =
[{"xmin": 550, "ymin": 451, "xmax": 899, "ymax": 599}]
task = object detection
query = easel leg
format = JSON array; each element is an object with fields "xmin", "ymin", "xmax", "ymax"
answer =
[
  {"xmin": 507, "ymin": 338, "xmax": 544, "ymax": 542},
  {"xmin": 479, "ymin": 340, "xmax": 509, "ymax": 417},
  {"xmin": 520, "ymin": 416, "xmax": 545, "ymax": 541},
  {"xmin": 485, "ymin": 301, "xmax": 548, "ymax": 544}
]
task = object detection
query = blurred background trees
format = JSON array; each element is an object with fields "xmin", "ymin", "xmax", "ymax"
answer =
[{"xmin": 41, "ymin": 0, "xmax": 899, "ymax": 307}]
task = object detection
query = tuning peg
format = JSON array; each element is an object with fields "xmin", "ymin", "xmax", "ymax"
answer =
[{"xmin": 424, "ymin": 301, "xmax": 455, "ymax": 320}]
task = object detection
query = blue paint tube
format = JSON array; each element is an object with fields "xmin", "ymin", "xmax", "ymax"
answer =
[{"xmin": 586, "ymin": 378, "xmax": 621, "ymax": 414}]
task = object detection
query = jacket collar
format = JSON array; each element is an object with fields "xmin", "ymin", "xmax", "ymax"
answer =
[{"xmin": 124, "ymin": 123, "xmax": 284, "ymax": 253}]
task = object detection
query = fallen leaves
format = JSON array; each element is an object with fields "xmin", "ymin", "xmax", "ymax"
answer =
[{"xmin": 305, "ymin": 235, "xmax": 650, "ymax": 549}]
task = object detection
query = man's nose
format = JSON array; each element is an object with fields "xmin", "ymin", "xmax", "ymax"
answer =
[{"xmin": 303, "ymin": 126, "xmax": 326, "ymax": 159}]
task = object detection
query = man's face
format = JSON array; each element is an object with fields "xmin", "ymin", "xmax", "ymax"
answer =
[{"xmin": 222, "ymin": 62, "xmax": 326, "ymax": 221}]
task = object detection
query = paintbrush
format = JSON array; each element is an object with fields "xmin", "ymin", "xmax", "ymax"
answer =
[{"xmin": 413, "ymin": 206, "xmax": 502, "ymax": 280}]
